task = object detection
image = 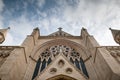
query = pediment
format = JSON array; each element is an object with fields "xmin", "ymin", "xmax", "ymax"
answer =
[
  {"xmin": 35, "ymin": 54, "xmax": 87, "ymax": 80},
  {"xmin": 48, "ymin": 28, "xmax": 73, "ymax": 37}
]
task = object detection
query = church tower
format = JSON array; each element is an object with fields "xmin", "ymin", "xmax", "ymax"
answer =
[{"xmin": 0, "ymin": 27, "xmax": 120, "ymax": 80}]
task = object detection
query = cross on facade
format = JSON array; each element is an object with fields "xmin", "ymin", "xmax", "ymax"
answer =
[{"xmin": 58, "ymin": 27, "xmax": 62, "ymax": 31}]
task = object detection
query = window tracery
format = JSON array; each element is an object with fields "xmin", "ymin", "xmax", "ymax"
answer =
[
  {"xmin": 40, "ymin": 45, "xmax": 80, "ymax": 60},
  {"xmin": 32, "ymin": 45, "xmax": 89, "ymax": 80}
]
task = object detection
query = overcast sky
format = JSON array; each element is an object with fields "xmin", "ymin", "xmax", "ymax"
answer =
[{"xmin": 0, "ymin": 0, "xmax": 120, "ymax": 46}]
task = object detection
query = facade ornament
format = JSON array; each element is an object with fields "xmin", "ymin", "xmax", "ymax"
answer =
[
  {"xmin": 110, "ymin": 28, "xmax": 120, "ymax": 45},
  {"xmin": 0, "ymin": 27, "xmax": 10, "ymax": 44}
]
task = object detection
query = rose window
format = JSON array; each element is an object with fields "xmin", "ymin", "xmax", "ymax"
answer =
[{"xmin": 32, "ymin": 45, "xmax": 89, "ymax": 80}]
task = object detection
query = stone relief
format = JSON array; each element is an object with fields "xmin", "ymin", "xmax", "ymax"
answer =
[{"xmin": 40, "ymin": 45, "xmax": 80, "ymax": 60}]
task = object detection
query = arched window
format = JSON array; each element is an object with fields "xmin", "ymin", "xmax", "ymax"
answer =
[
  {"xmin": 47, "ymin": 58, "xmax": 52, "ymax": 65},
  {"xmin": 32, "ymin": 45, "xmax": 89, "ymax": 79},
  {"xmin": 70, "ymin": 57, "xmax": 74, "ymax": 64},
  {"xmin": 40, "ymin": 59, "xmax": 46, "ymax": 72},
  {"xmin": 32, "ymin": 58, "xmax": 41, "ymax": 80},
  {"xmin": 80, "ymin": 57, "xmax": 89, "ymax": 78},
  {"xmin": 75, "ymin": 59, "xmax": 81, "ymax": 70}
]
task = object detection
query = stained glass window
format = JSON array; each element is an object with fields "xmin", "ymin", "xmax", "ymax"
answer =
[
  {"xmin": 32, "ymin": 58, "xmax": 41, "ymax": 80},
  {"xmin": 47, "ymin": 58, "xmax": 52, "ymax": 65},
  {"xmin": 80, "ymin": 58, "xmax": 89, "ymax": 78},
  {"xmin": 32, "ymin": 45, "xmax": 89, "ymax": 79},
  {"xmin": 75, "ymin": 59, "xmax": 81, "ymax": 70},
  {"xmin": 40, "ymin": 59, "xmax": 46, "ymax": 72}
]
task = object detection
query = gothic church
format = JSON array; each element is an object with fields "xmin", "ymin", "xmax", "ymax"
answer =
[{"xmin": 0, "ymin": 27, "xmax": 120, "ymax": 80}]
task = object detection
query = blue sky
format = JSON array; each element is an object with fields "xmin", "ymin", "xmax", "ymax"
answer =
[{"xmin": 0, "ymin": 0, "xmax": 120, "ymax": 45}]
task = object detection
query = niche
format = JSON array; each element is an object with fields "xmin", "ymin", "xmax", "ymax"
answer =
[{"xmin": 58, "ymin": 59, "xmax": 65, "ymax": 68}]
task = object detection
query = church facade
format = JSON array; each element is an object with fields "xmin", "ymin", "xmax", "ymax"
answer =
[{"xmin": 0, "ymin": 28, "xmax": 120, "ymax": 80}]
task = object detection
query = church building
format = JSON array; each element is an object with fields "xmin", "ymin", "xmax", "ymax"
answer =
[{"xmin": 0, "ymin": 27, "xmax": 120, "ymax": 80}]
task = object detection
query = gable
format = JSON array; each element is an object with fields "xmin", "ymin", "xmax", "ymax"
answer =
[
  {"xmin": 48, "ymin": 27, "xmax": 73, "ymax": 37},
  {"xmin": 36, "ymin": 54, "xmax": 87, "ymax": 80}
]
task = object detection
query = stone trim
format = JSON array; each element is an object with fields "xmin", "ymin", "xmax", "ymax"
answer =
[
  {"xmin": 32, "ymin": 39, "xmax": 88, "ymax": 60},
  {"xmin": 20, "ymin": 47, "xmax": 28, "ymax": 63},
  {"xmin": 0, "ymin": 46, "xmax": 20, "ymax": 50},
  {"xmin": 39, "ymin": 36, "xmax": 82, "ymax": 39},
  {"xmin": 93, "ymin": 47, "xmax": 102, "ymax": 63}
]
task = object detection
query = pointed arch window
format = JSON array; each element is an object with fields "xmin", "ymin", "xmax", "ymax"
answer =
[
  {"xmin": 75, "ymin": 59, "xmax": 81, "ymax": 70},
  {"xmin": 47, "ymin": 57, "xmax": 52, "ymax": 65},
  {"xmin": 32, "ymin": 45, "xmax": 89, "ymax": 79},
  {"xmin": 70, "ymin": 57, "xmax": 74, "ymax": 64},
  {"xmin": 40, "ymin": 59, "xmax": 46, "ymax": 72},
  {"xmin": 80, "ymin": 58, "xmax": 89, "ymax": 78},
  {"xmin": 32, "ymin": 58, "xmax": 41, "ymax": 80}
]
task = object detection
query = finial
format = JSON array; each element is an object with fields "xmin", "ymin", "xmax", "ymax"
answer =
[
  {"xmin": 8, "ymin": 27, "xmax": 10, "ymax": 30},
  {"xmin": 82, "ymin": 27, "xmax": 86, "ymax": 30},
  {"xmin": 110, "ymin": 28, "xmax": 120, "ymax": 45},
  {"xmin": 34, "ymin": 27, "xmax": 39, "ymax": 30},
  {"xmin": 109, "ymin": 28, "xmax": 112, "ymax": 30},
  {"xmin": 58, "ymin": 27, "xmax": 62, "ymax": 31}
]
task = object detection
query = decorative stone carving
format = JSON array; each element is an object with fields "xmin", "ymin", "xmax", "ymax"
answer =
[
  {"xmin": 40, "ymin": 45, "xmax": 80, "ymax": 60},
  {"xmin": 0, "ymin": 50, "xmax": 10, "ymax": 58},
  {"xmin": 50, "ymin": 68, "xmax": 57, "ymax": 74},
  {"xmin": 110, "ymin": 50, "xmax": 120, "ymax": 62},
  {"xmin": 70, "ymin": 49, "xmax": 80, "ymax": 59},
  {"xmin": 48, "ymin": 27, "xmax": 73, "ymax": 37},
  {"xmin": 58, "ymin": 60, "xmax": 65, "ymax": 68},
  {"xmin": 66, "ymin": 68, "xmax": 73, "ymax": 74}
]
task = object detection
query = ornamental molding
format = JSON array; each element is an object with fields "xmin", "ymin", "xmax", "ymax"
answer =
[{"xmin": 32, "ymin": 39, "xmax": 88, "ymax": 59}]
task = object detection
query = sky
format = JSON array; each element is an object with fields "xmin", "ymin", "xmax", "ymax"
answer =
[{"xmin": 0, "ymin": 0, "xmax": 120, "ymax": 46}]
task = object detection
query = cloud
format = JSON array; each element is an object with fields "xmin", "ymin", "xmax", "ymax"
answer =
[
  {"xmin": 0, "ymin": 0, "xmax": 4, "ymax": 28},
  {"xmin": 1, "ymin": 0, "xmax": 120, "ymax": 46},
  {"xmin": 7, "ymin": 14, "xmax": 34, "ymax": 45},
  {"xmin": 0, "ymin": 0, "xmax": 4, "ymax": 12},
  {"xmin": 52, "ymin": 0, "xmax": 120, "ymax": 45},
  {"xmin": 37, "ymin": 0, "xmax": 45, "ymax": 8}
]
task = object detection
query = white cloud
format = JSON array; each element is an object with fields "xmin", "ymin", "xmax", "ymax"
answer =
[
  {"xmin": 2, "ymin": 0, "xmax": 120, "ymax": 46},
  {"xmin": 40, "ymin": 19, "xmax": 50, "ymax": 32},
  {"xmin": 0, "ymin": 0, "xmax": 4, "ymax": 28},
  {"xmin": 7, "ymin": 14, "xmax": 34, "ymax": 45},
  {"xmin": 37, "ymin": 0, "xmax": 45, "ymax": 8},
  {"xmin": 0, "ymin": 16, "xmax": 3, "ymax": 29},
  {"xmin": 53, "ymin": 0, "xmax": 120, "ymax": 45},
  {"xmin": 10, "ymin": 16, "xmax": 32, "ymax": 35},
  {"xmin": 0, "ymin": 0, "xmax": 4, "ymax": 12}
]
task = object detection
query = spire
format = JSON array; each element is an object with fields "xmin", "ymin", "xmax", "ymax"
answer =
[
  {"xmin": 0, "ymin": 27, "xmax": 10, "ymax": 44},
  {"xmin": 110, "ymin": 28, "xmax": 120, "ymax": 45}
]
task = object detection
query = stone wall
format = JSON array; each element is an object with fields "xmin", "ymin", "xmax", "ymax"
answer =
[
  {"xmin": 85, "ymin": 34, "xmax": 120, "ymax": 80},
  {"xmin": 0, "ymin": 48, "xmax": 27, "ymax": 80}
]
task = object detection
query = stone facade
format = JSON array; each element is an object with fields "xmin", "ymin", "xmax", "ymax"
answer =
[{"xmin": 0, "ymin": 27, "xmax": 120, "ymax": 80}]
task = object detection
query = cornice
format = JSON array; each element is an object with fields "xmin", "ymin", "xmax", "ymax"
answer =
[{"xmin": 39, "ymin": 36, "xmax": 82, "ymax": 39}]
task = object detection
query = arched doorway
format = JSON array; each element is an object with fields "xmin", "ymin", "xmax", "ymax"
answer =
[{"xmin": 47, "ymin": 75, "xmax": 77, "ymax": 80}]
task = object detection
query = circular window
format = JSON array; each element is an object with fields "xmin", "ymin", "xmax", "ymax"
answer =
[
  {"xmin": 58, "ymin": 60, "xmax": 65, "ymax": 68},
  {"xmin": 50, "ymin": 68, "xmax": 57, "ymax": 74},
  {"xmin": 66, "ymin": 68, "xmax": 73, "ymax": 74}
]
